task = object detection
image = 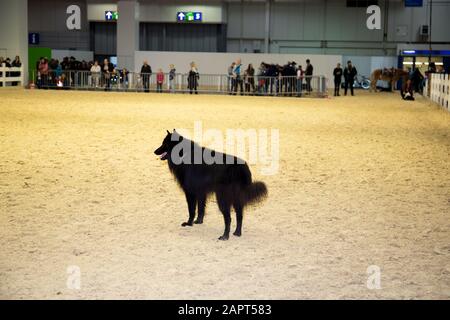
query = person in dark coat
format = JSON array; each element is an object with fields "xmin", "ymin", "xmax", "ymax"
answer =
[
  {"xmin": 68, "ymin": 56, "xmax": 81, "ymax": 86},
  {"xmin": 283, "ymin": 61, "xmax": 296, "ymax": 95},
  {"xmin": 3, "ymin": 57, "xmax": 11, "ymax": 68},
  {"xmin": 275, "ymin": 64, "xmax": 283, "ymax": 95},
  {"xmin": 4, "ymin": 58, "xmax": 12, "ymax": 80},
  {"xmin": 11, "ymin": 56, "xmax": 22, "ymax": 86},
  {"xmin": 245, "ymin": 63, "xmax": 255, "ymax": 94},
  {"xmin": 228, "ymin": 62, "xmax": 236, "ymax": 94},
  {"xmin": 410, "ymin": 68, "xmax": 424, "ymax": 94},
  {"xmin": 305, "ymin": 59, "xmax": 313, "ymax": 93},
  {"xmin": 343, "ymin": 60, "xmax": 357, "ymax": 96},
  {"xmin": 333, "ymin": 62, "xmax": 343, "ymax": 96},
  {"xmin": 187, "ymin": 62, "xmax": 199, "ymax": 94},
  {"xmin": 265, "ymin": 63, "xmax": 277, "ymax": 94},
  {"xmin": 61, "ymin": 57, "xmax": 70, "ymax": 71},
  {"xmin": 0, "ymin": 57, "xmax": 11, "ymax": 86},
  {"xmin": 141, "ymin": 60, "xmax": 152, "ymax": 93},
  {"xmin": 102, "ymin": 58, "xmax": 114, "ymax": 91}
]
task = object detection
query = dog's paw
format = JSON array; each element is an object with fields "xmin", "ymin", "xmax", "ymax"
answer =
[
  {"xmin": 233, "ymin": 231, "xmax": 241, "ymax": 237},
  {"xmin": 218, "ymin": 235, "xmax": 229, "ymax": 241},
  {"xmin": 181, "ymin": 222, "xmax": 193, "ymax": 227},
  {"xmin": 194, "ymin": 219, "xmax": 203, "ymax": 224}
]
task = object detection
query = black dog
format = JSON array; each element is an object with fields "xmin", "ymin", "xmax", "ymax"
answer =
[{"xmin": 154, "ymin": 130, "xmax": 267, "ymax": 240}]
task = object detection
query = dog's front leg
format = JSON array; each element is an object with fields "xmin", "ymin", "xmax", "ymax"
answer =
[
  {"xmin": 194, "ymin": 195, "xmax": 206, "ymax": 224},
  {"xmin": 182, "ymin": 193, "xmax": 196, "ymax": 227}
]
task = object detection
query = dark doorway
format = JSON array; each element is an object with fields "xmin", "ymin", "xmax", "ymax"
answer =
[
  {"xmin": 90, "ymin": 22, "xmax": 117, "ymax": 57},
  {"xmin": 140, "ymin": 23, "xmax": 226, "ymax": 52}
]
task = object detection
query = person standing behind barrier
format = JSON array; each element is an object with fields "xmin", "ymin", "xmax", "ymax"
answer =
[
  {"xmin": 54, "ymin": 60, "xmax": 62, "ymax": 87},
  {"xmin": 275, "ymin": 64, "xmax": 283, "ymax": 95},
  {"xmin": 188, "ymin": 62, "xmax": 199, "ymax": 94},
  {"xmin": 305, "ymin": 59, "xmax": 313, "ymax": 94},
  {"xmin": 120, "ymin": 68, "xmax": 129, "ymax": 89},
  {"xmin": 4, "ymin": 58, "xmax": 12, "ymax": 81},
  {"xmin": 61, "ymin": 57, "xmax": 70, "ymax": 71},
  {"xmin": 169, "ymin": 64, "xmax": 176, "ymax": 93},
  {"xmin": 333, "ymin": 63, "xmax": 343, "ymax": 96},
  {"xmin": 0, "ymin": 57, "xmax": 3, "ymax": 87},
  {"xmin": 228, "ymin": 62, "xmax": 235, "ymax": 94},
  {"xmin": 156, "ymin": 68, "xmax": 164, "ymax": 93},
  {"xmin": 102, "ymin": 58, "xmax": 114, "ymax": 91},
  {"xmin": 90, "ymin": 60, "xmax": 101, "ymax": 88},
  {"xmin": 296, "ymin": 65, "xmax": 304, "ymax": 97},
  {"xmin": 0, "ymin": 57, "xmax": 11, "ymax": 87},
  {"xmin": 141, "ymin": 60, "xmax": 152, "ymax": 93},
  {"xmin": 344, "ymin": 60, "xmax": 357, "ymax": 96},
  {"xmin": 11, "ymin": 56, "xmax": 21, "ymax": 86},
  {"xmin": 245, "ymin": 64, "xmax": 255, "ymax": 94},
  {"xmin": 257, "ymin": 63, "xmax": 267, "ymax": 95},
  {"xmin": 265, "ymin": 63, "xmax": 277, "ymax": 94},
  {"xmin": 49, "ymin": 59, "xmax": 60, "ymax": 87},
  {"xmin": 290, "ymin": 62, "xmax": 298, "ymax": 95},
  {"xmin": 233, "ymin": 59, "xmax": 244, "ymax": 95},
  {"xmin": 38, "ymin": 58, "xmax": 49, "ymax": 88},
  {"xmin": 4, "ymin": 57, "xmax": 11, "ymax": 68}
]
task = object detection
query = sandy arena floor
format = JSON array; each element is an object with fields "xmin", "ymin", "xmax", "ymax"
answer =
[{"xmin": 0, "ymin": 88, "xmax": 449, "ymax": 299}]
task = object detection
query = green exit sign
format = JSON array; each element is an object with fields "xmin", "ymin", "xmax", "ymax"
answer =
[
  {"xmin": 177, "ymin": 12, "xmax": 202, "ymax": 22},
  {"xmin": 105, "ymin": 11, "xmax": 118, "ymax": 21}
]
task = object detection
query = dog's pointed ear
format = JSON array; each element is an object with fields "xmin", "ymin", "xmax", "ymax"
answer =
[
  {"xmin": 173, "ymin": 129, "xmax": 176, "ymax": 132},
  {"xmin": 166, "ymin": 130, "xmax": 170, "ymax": 135}
]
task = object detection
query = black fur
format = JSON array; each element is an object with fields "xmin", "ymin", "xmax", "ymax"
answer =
[{"xmin": 154, "ymin": 130, "xmax": 267, "ymax": 240}]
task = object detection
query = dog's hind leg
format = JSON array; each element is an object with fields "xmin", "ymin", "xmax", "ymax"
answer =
[
  {"xmin": 194, "ymin": 194, "xmax": 206, "ymax": 224},
  {"xmin": 218, "ymin": 208, "xmax": 231, "ymax": 241},
  {"xmin": 233, "ymin": 203, "xmax": 243, "ymax": 237},
  {"xmin": 217, "ymin": 194, "xmax": 231, "ymax": 240},
  {"xmin": 182, "ymin": 193, "xmax": 196, "ymax": 227}
]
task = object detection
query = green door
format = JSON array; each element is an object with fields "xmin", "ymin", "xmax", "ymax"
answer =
[{"xmin": 28, "ymin": 47, "xmax": 52, "ymax": 83}]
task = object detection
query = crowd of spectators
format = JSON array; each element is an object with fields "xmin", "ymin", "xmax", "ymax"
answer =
[
  {"xmin": 29, "ymin": 55, "xmax": 320, "ymax": 96},
  {"xmin": 33, "ymin": 56, "xmax": 130, "ymax": 90},
  {"xmin": 1, "ymin": 54, "xmax": 448, "ymax": 99},
  {"xmin": 227, "ymin": 58, "xmax": 314, "ymax": 96},
  {"xmin": 2, "ymin": 54, "xmax": 324, "ymax": 95}
]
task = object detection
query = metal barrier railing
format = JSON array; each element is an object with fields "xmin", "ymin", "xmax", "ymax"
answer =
[{"xmin": 31, "ymin": 70, "xmax": 328, "ymax": 97}]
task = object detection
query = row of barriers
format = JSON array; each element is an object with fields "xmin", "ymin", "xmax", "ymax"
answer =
[
  {"xmin": 30, "ymin": 69, "xmax": 328, "ymax": 97},
  {"xmin": 424, "ymin": 73, "xmax": 450, "ymax": 112}
]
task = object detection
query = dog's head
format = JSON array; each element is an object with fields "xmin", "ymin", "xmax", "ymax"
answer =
[{"xmin": 154, "ymin": 129, "xmax": 182, "ymax": 161}]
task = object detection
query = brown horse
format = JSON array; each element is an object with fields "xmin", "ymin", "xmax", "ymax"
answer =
[{"xmin": 370, "ymin": 68, "xmax": 409, "ymax": 92}]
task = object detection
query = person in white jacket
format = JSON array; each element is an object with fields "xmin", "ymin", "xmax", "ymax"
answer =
[{"xmin": 90, "ymin": 60, "xmax": 101, "ymax": 88}]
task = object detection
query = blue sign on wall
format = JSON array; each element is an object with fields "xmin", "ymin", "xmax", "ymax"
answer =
[
  {"xmin": 105, "ymin": 11, "xmax": 118, "ymax": 21},
  {"xmin": 177, "ymin": 12, "xmax": 202, "ymax": 22},
  {"xmin": 405, "ymin": 0, "xmax": 423, "ymax": 7},
  {"xmin": 402, "ymin": 50, "xmax": 450, "ymax": 56},
  {"xmin": 29, "ymin": 33, "xmax": 40, "ymax": 45}
]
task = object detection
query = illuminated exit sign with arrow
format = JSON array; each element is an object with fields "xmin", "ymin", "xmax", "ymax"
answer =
[
  {"xmin": 177, "ymin": 12, "xmax": 202, "ymax": 22},
  {"xmin": 105, "ymin": 11, "xmax": 118, "ymax": 21}
]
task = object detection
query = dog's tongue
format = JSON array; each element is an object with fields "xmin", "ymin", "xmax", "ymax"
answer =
[{"xmin": 160, "ymin": 152, "xmax": 167, "ymax": 159}]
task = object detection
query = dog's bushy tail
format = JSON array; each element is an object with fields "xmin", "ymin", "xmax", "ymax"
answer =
[{"xmin": 242, "ymin": 181, "xmax": 268, "ymax": 206}]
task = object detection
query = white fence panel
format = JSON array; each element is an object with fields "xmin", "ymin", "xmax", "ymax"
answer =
[
  {"xmin": 428, "ymin": 73, "xmax": 450, "ymax": 112},
  {"xmin": 0, "ymin": 63, "xmax": 24, "ymax": 87}
]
